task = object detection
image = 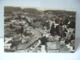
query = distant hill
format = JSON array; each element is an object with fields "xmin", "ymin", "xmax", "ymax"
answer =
[
  {"xmin": 43, "ymin": 10, "xmax": 76, "ymax": 15},
  {"xmin": 22, "ymin": 8, "xmax": 40, "ymax": 14},
  {"xmin": 4, "ymin": 6, "xmax": 22, "ymax": 16},
  {"xmin": 4, "ymin": 6, "xmax": 76, "ymax": 16}
]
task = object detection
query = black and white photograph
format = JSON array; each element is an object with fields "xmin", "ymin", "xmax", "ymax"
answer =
[{"xmin": 4, "ymin": 6, "xmax": 76, "ymax": 53}]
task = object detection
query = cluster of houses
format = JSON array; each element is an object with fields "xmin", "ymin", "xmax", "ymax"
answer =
[{"xmin": 4, "ymin": 7, "xmax": 76, "ymax": 53}]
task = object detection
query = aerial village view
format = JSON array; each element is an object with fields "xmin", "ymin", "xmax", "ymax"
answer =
[{"xmin": 4, "ymin": 6, "xmax": 76, "ymax": 53}]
